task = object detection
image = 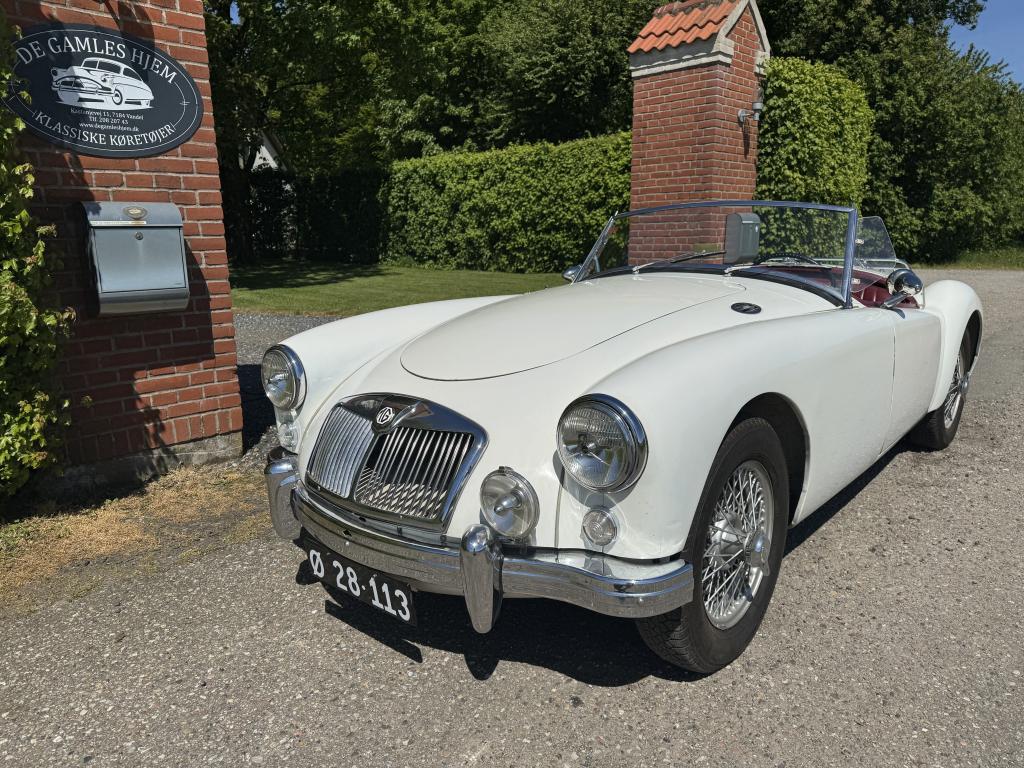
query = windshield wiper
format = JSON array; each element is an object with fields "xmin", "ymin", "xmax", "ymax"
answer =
[{"xmin": 632, "ymin": 250, "xmax": 726, "ymax": 274}]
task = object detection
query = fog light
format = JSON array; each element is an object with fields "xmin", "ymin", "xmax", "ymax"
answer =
[
  {"xmin": 480, "ymin": 468, "xmax": 539, "ymax": 540},
  {"xmin": 582, "ymin": 507, "xmax": 617, "ymax": 547},
  {"xmin": 277, "ymin": 410, "xmax": 300, "ymax": 452}
]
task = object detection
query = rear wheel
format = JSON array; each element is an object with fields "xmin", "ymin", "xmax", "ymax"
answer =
[
  {"xmin": 909, "ymin": 330, "xmax": 972, "ymax": 451},
  {"xmin": 637, "ymin": 417, "xmax": 789, "ymax": 673}
]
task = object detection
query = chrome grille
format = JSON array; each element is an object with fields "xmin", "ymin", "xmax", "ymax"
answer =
[
  {"xmin": 304, "ymin": 395, "xmax": 485, "ymax": 530},
  {"xmin": 353, "ymin": 428, "xmax": 474, "ymax": 520},
  {"xmin": 306, "ymin": 405, "xmax": 374, "ymax": 498}
]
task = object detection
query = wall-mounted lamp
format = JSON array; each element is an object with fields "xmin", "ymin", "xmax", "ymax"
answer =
[{"xmin": 738, "ymin": 99, "xmax": 764, "ymax": 126}]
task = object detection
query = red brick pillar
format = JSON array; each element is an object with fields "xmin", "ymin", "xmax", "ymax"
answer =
[
  {"xmin": 3, "ymin": 1, "xmax": 242, "ymax": 485},
  {"xmin": 627, "ymin": 0, "xmax": 769, "ymax": 264}
]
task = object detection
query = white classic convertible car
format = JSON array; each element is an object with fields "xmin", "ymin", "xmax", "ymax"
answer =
[{"xmin": 263, "ymin": 200, "xmax": 982, "ymax": 672}]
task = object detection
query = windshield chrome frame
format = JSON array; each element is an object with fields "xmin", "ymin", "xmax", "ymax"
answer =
[{"xmin": 575, "ymin": 200, "xmax": 860, "ymax": 309}]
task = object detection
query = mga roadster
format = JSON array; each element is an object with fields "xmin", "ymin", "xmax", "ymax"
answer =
[{"xmin": 263, "ymin": 200, "xmax": 982, "ymax": 672}]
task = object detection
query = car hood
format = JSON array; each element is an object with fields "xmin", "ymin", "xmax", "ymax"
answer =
[{"xmin": 401, "ymin": 274, "xmax": 744, "ymax": 381}]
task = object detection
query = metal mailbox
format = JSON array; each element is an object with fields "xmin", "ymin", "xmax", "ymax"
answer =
[{"xmin": 83, "ymin": 202, "xmax": 189, "ymax": 316}]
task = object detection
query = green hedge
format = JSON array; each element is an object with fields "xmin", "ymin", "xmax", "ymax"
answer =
[
  {"xmin": 1, "ymin": 14, "xmax": 70, "ymax": 500},
  {"xmin": 382, "ymin": 132, "xmax": 631, "ymax": 272},
  {"xmin": 755, "ymin": 58, "xmax": 874, "ymax": 208},
  {"xmin": 232, "ymin": 60, "xmax": 876, "ymax": 274},
  {"xmin": 380, "ymin": 62, "xmax": 873, "ymax": 273}
]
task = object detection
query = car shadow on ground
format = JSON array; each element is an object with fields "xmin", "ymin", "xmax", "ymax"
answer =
[
  {"xmin": 300, "ymin": 440, "xmax": 911, "ymax": 686},
  {"xmin": 314, "ymin": 577, "xmax": 699, "ymax": 686}
]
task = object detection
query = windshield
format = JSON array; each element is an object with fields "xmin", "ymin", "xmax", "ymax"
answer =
[
  {"xmin": 579, "ymin": 201, "xmax": 859, "ymax": 306},
  {"xmin": 855, "ymin": 216, "xmax": 906, "ymax": 273}
]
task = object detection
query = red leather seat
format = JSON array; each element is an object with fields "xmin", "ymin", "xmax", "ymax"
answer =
[{"xmin": 852, "ymin": 271, "xmax": 919, "ymax": 309}]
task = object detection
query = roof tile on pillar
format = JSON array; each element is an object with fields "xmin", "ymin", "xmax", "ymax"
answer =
[{"xmin": 629, "ymin": 1, "xmax": 739, "ymax": 53}]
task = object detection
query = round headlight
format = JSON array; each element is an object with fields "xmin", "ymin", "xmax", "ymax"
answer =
[
  {"xmin": 556, "ymin": 395, "xmax": 647, "ymax": 492},
  {"xmin": 479, "ymin": 468, "xmax": 539, "ymax": 540},
  {"xmin": 261, "ymin": 345, "xmax": 305, "ymax": 411}
]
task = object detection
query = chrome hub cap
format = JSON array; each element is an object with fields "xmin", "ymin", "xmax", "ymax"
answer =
[
  {"xmin": 745, "ymin": 531, "xmax": 769, "ymax": 571},
  {"xmin": 943, "ymin": 351, "xmax": 967, "ymax": 429},
  {"xmin": 702, "ymin": 460, "xmax": 774, "ymax": 630}
]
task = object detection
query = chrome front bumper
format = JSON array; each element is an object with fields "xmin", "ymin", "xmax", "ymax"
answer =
[{"xmin": 265, "ymin": 448, "xmax": 693, "ymax": 632}]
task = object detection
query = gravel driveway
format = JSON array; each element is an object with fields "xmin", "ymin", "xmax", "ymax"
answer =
[{"xmin": 2, "ymin": 270, "xmax": 1021, "ymax": 767}]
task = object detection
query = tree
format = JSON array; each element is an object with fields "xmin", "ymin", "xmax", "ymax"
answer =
[
  {"xmin": 205, "ymin": 0, "xmax": 655, "ymax": 262},
  {"xmin": 206, "ymin": 0, "xmax": 373, "ymax": 261},
  {"xmin": 205, "ymin": 0, "xmax": 372, "ymax": 175},
  {"xmin": 206, "ymin": 0, "xmax": 1023, "ymax": 265},
  {"xmin": 206, "ymin": 0, "xmax": 653, "ymax": 171},
  {"xmin": 472, "ymin": 0, "xmax": 652, "ymax": 147},
  {"xmin": 858, "ymin": 29, "xmax": 1024, "ymax": 258},
  {"xmin": 759, "ymin": 0, "xmax": 984, "ymax": 62},
  {"xmin": 760, "ymin": 0, "xmax": 1024, "ymax": 259}
]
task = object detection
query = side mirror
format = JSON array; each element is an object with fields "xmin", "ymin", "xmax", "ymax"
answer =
[
  {"xmin": 562, "ymin": 264, "xmax": 583, "ymax": 283},
  {"xmin": 882, "ymin": 268, "xmax": 923, "ymax": 310}
]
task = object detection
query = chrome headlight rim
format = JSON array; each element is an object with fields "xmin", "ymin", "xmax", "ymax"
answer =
[
  {"xmin": 556, "ymin": 394, "xmax": 648, "ymax": 492},
  {"xmin": 262, "ymin": 344, "xmax": 306, "ymax": 412}
]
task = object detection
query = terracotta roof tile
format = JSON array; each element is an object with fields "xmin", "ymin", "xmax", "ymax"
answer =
[{"xmin": 628, "ymin": 0, "xmax": 737, "ymax": 54}]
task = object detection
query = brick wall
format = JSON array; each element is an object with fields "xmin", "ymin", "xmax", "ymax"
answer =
[
  {"xmin": 628, "ymin": 2, "xmax": 766, "ymax": 264},
  {"xmin": 3, "ymin": 0, "xmax": 242, "ymax": 472}
]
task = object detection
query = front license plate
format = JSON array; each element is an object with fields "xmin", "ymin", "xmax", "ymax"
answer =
[{"xmin": 303, "ymin": 538, "xmax": 416, "ymax": 625}]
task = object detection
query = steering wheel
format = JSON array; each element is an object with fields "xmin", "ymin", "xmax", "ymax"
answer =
[{"xmin": 752, "ymin": 252, "xmax": 824, "ymax": 267}]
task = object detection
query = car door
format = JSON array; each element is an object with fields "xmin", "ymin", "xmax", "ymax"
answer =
[
  {"xmin": 852, "ymin": 218, "xmax": 941, "ymax": 450},
  {"xmin": 884, "ymin": 307, "xmax": 941, "ymax": 449},
  {"xmin": 791, "ymin": 304, "xmax": 898, "ymax": 523}
]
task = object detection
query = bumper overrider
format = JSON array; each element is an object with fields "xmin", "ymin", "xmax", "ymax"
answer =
[{"xmin": 265, "ymin": 448, "xmax": 694, "ymax": 632}]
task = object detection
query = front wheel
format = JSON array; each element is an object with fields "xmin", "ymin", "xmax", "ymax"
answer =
[{"xmin": 637, "ymin": 417, "xmax": 789, "ymax": 673}]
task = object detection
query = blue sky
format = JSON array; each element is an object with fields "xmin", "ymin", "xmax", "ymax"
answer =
[{"xmin": 950, "ymin": 0, "xmax": 1023, "ymax": 81}]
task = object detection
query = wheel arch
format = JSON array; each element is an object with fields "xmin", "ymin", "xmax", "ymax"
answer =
[
  {"xmin": 731, "ymin": 393, "xmax": 808, "ymax": 523},
  {"xmin": 966, "ymin": 310, "xmax": 983, "ymax": 370}
]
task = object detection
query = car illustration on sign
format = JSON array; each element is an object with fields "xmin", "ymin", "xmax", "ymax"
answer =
[
  {"xmin": 262, "ymin": 200, "xmax": 983, "ymax": 673},
  {"xmin": 50, "ymin": 57, "xmax": 154, "ymax": 110}
]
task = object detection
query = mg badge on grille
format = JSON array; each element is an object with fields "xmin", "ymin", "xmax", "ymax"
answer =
[{"xmin": 375, "ymin": 406, "xmax": 396, "ymax": 426}]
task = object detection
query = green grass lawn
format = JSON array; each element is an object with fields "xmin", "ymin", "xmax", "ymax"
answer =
[
  {"xmin": 940, "ymin": 244, "xmax": 1024, "ymax": 270},
  {"xmin": 231, "ymin": 263, "xmax": 564, "ymax": 316}
]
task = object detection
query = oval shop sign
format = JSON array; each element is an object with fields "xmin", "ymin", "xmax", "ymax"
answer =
[{"xmin": 3, "ymin": 24, "xmax": 204, "ymax": 158}]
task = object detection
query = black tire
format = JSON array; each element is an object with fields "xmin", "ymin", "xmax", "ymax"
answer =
[
  {"xmin": 909, "ymin": 330, "xmax": 972, "ymax": 451},
  {"xmin": 637, "ymin": 417, "xmax": 789, "ymax": 674}
]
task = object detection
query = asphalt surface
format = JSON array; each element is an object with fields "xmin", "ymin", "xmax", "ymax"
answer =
[{"xmin": 2, "ymin": 269, "xmax": 1022, "ymax": 767}]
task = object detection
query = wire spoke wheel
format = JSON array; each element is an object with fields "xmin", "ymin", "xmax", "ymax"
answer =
[
  {"xmin": 637, "ymin": 418, "xmax": 788, "ymax": 672},
  {"xmin": 943, "ymin": 349, "xmax": 966, "ymax": 429},
  {"xmin": 701, "ymin": 460, "xmax": 773, "ymax": 629}
]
